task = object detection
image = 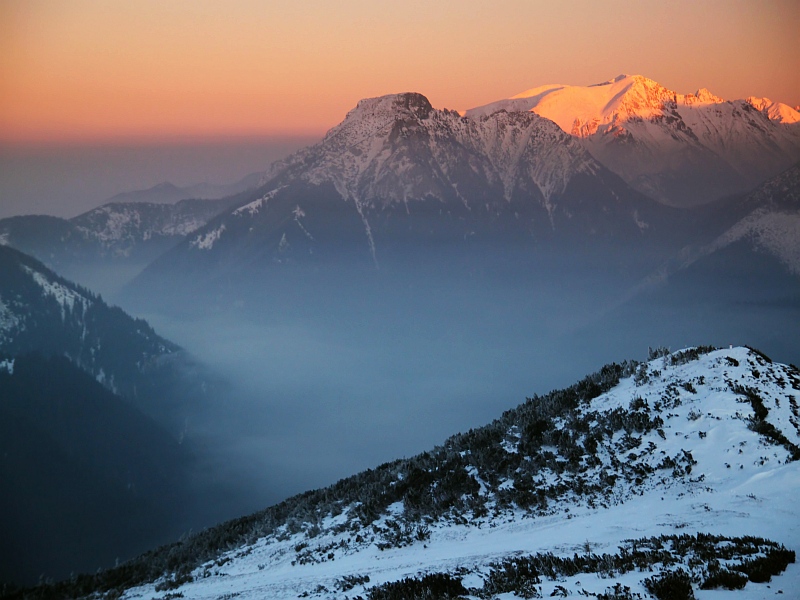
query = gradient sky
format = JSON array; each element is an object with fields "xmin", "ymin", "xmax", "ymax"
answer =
[{"xmin": 2, "ymin": 0, "xmax": 799, "ymax": 145}]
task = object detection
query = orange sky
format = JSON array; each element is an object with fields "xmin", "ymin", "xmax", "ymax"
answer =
[{"xmin": 1, "ymin": 0, "xmax": 799, "ymax": 145}]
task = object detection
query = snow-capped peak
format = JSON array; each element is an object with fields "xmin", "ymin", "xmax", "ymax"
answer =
[
  {"xmin": 183, "ymin": 90, "xmax": 644, "ymax": 267},
  {"xmin": 746, "ymin": 96, "xmax": 800, "ymax": 124},
  {"xmin": 466, "ymin": 74, "xmax": 716, "ymax": 137},
  {"xmin": 273, "ymin": 91, "xmax": 604, "ymax": 210},
  {"xmin": 320, "ymin": 92, "xmax": 436, "ymax": 149},
  {"xmin": 686, "ymin": 87, "xmax": 724, "ymax": 105}
]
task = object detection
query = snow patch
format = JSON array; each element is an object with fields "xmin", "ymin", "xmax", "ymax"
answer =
[
  {"xmin": 21, "ymin": 266, "xmax": 87, "ymax": 319},
  {"xmin": 233, "ymin": 187, "xmax": 285, "ymax": 216},
  {"xmin": 190, "ymin": 224, "xmax": 226, "ymax": 251},
  {"xmin": 0, "ymin": 296, "xmax": 21, "ymax": 343}
]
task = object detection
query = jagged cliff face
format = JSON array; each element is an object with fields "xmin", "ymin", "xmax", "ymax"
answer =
[
  {"xmin": 467, "ymin": 75, "xmax": 800, "ymax": 206},
  {"xmin": 278, "ymin": 92, "xmax": 599, "ymax": 211}
]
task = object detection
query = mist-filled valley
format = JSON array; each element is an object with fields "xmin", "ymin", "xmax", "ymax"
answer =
[
  {"xmin": 122, "ymin": 240, "xmax": 800, "ymax": 524},
  {"xmin": 3, "ymin": 233, "xmax": 790, "ymax": 587}
]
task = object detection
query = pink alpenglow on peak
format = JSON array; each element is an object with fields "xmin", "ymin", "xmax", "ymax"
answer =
[
  {"xmin": 466, "ymin": 75, "xmax": 731, "ymax": 137},
  {"xmin": 465, "ymin": 75, "xmax": 800, "ymax": 206},
  {"xmin": 745, "ymin": 97, "xmax": 800, "ymax": 124},
  {"xmin": 684, "ymin": 88, "xmax": 724, "ymax": 106}
]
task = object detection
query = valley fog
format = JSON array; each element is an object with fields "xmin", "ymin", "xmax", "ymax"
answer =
[
  {"xmin": 124, "ymin": 258, "xmax": 800, "ymax": 524},
  {"xmin": 137, "ymin": 274, "xmax": 587, "ymax": 519}
]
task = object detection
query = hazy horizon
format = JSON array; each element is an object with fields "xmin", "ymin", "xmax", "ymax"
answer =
[{"xmin": 0, "ymin": 136, "xmax": 317, "ymax": 219}]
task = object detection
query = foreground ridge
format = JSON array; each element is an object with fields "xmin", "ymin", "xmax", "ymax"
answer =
[{"xmin": 12, "ymin": 345, "xmax": 800, "ymax": 599}]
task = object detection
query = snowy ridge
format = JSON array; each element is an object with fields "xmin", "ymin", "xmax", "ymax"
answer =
[
  {"xmin": 0, "ymin": 245, "xmax": 177, "ymax": 399},
  {"xmin": 636, "ymin": 163, "xmax": 800, "ymax": 285},
  {"xmin": 467, "ymin": 75, "xmax": 800, "ymax": 206},
  {"xmin": 746, "ymin": 97, "xmax": 800, "ymax": 124},
  {"xmin": 115, "ymin": 346, "xmax": 800, "ymax": 600},
  {"xmin": 738, "ymin": 161, "xmax": 800, "ymax": 212},
  {"xmin": 0, "ymin": 197, "xmax": 237, "ymax": 275},
  {"xmin": 462, "ymin": 110, "xmax": 598, "ymax": 207},
  {"xmin": 70, "ymin": 198, "xmax": 236, "ymax": 257},
  {"xmin": 232, "ymin": 187, "xmax": 285, "ymax": 216},
  {"xmin": 468, "ymin": 75, "xmax": 728, "ymax": 135},
  {"xmin": 190, "ymin": 224, "xmax": 226, "ymax": 250}
]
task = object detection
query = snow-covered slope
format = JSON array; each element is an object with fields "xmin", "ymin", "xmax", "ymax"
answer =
[
  {"xmin": 637, "ymin": 163, "xmax": 800, "ymax": 290},
  {"xmin": 467, "ymin": 75, "xmax": 800, "ymax": 206},
  {"xmin": 0, "ymin": 245, "xmax": 177, "ymax": 399},
  {"xmin": 0, "ymin": 198, "xmax": 237, "ymax": 265},
  {"xmin": 70, "ymin": 197, "xmax": 240, "ymax": 258},
  {"xmin": 716, "ymin": 162, "xmax": 800, "ymax": 275},
  {"xmin": 57, "ymin": 346, "xmax": 799, "ymax": 600}
]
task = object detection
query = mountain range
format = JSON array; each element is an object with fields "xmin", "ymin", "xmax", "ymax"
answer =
[
  {"xmin": 120, "ymin": 82, "xmax": 800, "ymax": 326},
  {"xmin": 0, "ymin": 195, "xmax": 248, "ymax": 297},
  {"xmin": 0, "ymin": 244, "xmax": 223, "ymax": 434},
  {"xmin": 0, "ymin": 194, "xmax": 243, "ymax": 262},
  {"xmin": 0, "ymin": 245, "xmax": 174, "ymax": 400},
  {"xmin": 129, "ymin": 91, "xmax": 678, "ymax": 294},
  {"xmin": 3, "ymin": 75, "xmax": 798, "ymax": 303},
  {"xmin": 0, "ymin": 170, "xmax": 264, "ymax": 272},
  {"xmin": 648, "ymin": 162, "xmax": 800, "ymax": 283},
  {"xmin": 467, "ymin": 74, "xmax": 800, "ymax": 207}
]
